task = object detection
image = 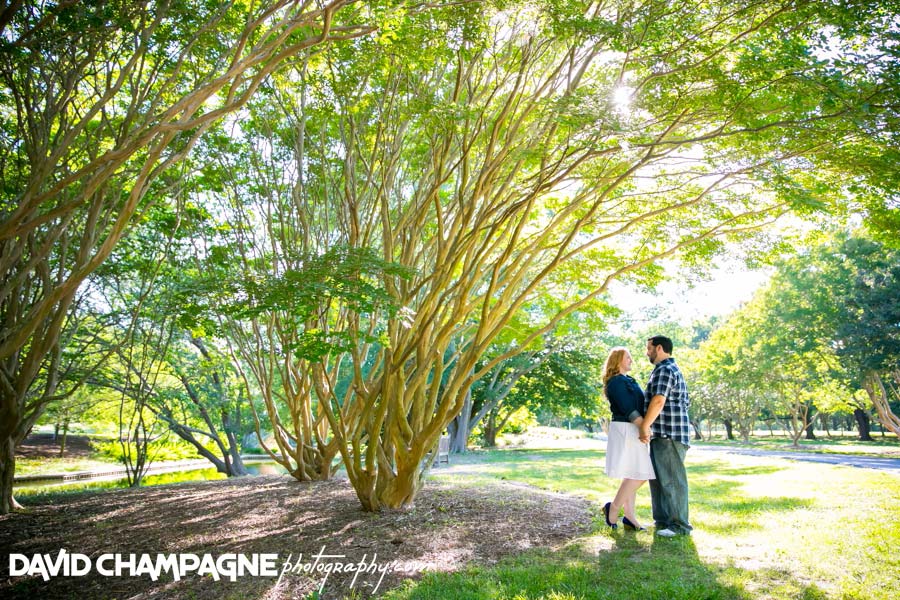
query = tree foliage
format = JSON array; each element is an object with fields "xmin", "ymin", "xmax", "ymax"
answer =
[
  {"xmin": 2, "ymin": 0, "xmax": 898, "ymax": 513},
  {"xmin": 187, "ymin": 0, "xmax": 899, "ymax": 510},
  {"xmin": 694, "ymin": 229, "xmax": 900, "ymax": 442},
  {"xmin": 0, "ymin": 0, "xmax": 372, "ymax": 512}
]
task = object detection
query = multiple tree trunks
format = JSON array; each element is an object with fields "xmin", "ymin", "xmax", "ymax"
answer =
[
  {"xmin": 0, "ymin": 0, "xmax": 367, "ymax": 514},
  {"xmin": 3, "ymin": 1, "xmax": 899, "ymax": 515},
  {"xmin": 865, "ymin": 371, "xmax": 900, "ymax": 437}
]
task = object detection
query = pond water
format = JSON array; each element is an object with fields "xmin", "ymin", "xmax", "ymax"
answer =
[{"xmin": 14, "ymin": 460, "xmax": 289, "ymax": 497}]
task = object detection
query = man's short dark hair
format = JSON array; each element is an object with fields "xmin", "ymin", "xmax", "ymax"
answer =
[{"xmin": 648, "ymin": 335, "xmax": 673, "ymax": 354}]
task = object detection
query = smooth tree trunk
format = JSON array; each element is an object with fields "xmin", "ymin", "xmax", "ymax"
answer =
[
  {"xmin": 723, "ymin": 419, "xmax": 735, "ymax": 441},
  {"xmin": 164, "ymin": 417, "xmax": 249, "ymax": 476},
  {"xmin": 447, "ymin": 419, "xmax": 460, "ymax": 452},
  {"xmin": 1, "ymin": 407, "xmax": 42, "ymax": 512},
  {"xmin": 864, "ymin": 370, "xmax": 900, "ymax": 436},
  {"xmin": 804, "ymin": 419, "xmax": 816, "ymax": 440},
  {"xmin": 354, "ymin": 461, "xmax": 425, "ymax": 513},
  {"xmin": 224, "ymin": 425, "xmax": 249, "ymax": 476},
  {"xmin": 691, "ymin": 420, "xmax": 703, "ymax": 441},
  {"xmin": 452, "ymin": 360, "xmax": 541, "ymax": 452},
  {"xmin": 449, "ymin": 387, "xmax": 473, "ymax": 454},
  {"xmin": 854, "ymin": 408, "xmax": 873, "ymax": 441},
  {"xmin": 123, "ymin": 427, "xmax": 150, "ymax": 488},
  {"xmin": 0, "ymin": 438, "xmax": 19, "ymax": 513},
  {"xmin": 788, "ymin": 399, "xmax": 809, "ymax": 448},
  {"xmin": 483, "ymin": 417, "xmax": 499, "ymax": 448},
  {"xmin": 58, "ymin": 420, "xmax": 69, "ymax": 458},
  {"xmin": 820, "ymin": 413, "xmax": 831, "ymax": 437},
  {"xmin": 481, "ymin": 406, "xmax": 518, "ymax": 448}
]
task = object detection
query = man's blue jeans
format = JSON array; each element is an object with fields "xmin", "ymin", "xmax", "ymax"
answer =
[{"xmin": 649, "ymin": 438, "xmax": 692, "ymax": 533}]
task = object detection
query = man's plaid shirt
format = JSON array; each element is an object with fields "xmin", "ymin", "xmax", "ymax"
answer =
[{"xmin": 644, "ymin": 357, "xmax": 692, "ymax": 446}]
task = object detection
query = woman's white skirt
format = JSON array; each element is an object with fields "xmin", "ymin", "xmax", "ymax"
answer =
[{"xmin": 605, "ymin": 421, "xmax": 656, "ymax": 480}]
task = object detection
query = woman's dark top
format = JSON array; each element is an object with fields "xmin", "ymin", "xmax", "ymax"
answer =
[{"xmin": 606, "ymin": 374, "xmax": 645, "ymax": 423}]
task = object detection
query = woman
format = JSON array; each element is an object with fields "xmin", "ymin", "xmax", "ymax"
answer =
[{"xmin": 602, "ymin": 347, "xmax": 655, "ymax": 530}]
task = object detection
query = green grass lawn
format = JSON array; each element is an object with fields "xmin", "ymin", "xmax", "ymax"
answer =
[
  {"xmin": 14, "ymin": 430, "xmax": 241, "ymax": 478},
  {"xmin": 386, "ymin": 442, "xmax": 900, "ymax": 600},
  {"xmin": 693, "ymin": 435, "xmax": 900, "ymax": 458},
  {"xmin": 13, "ymin": 456, "xmax": 120, "ymax": 477},
  {"xmin": 13, "ymin": 428, "xmax": 900, "ymax": 599}
]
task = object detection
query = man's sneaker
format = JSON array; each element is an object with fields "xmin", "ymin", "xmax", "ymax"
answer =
[{"xmin": 656, "ymin": 528, "xmax": 677, "ymax": 537}]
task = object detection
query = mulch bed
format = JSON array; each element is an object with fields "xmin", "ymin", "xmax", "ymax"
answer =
[{"xmin": 0, "ymin": 474, "xmax": 594, "ymax": 599}]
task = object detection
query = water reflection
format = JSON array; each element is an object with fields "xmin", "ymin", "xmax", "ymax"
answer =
[{"xmin": 15, "ymin": 460, "xmax": 289, "ymax": 496}]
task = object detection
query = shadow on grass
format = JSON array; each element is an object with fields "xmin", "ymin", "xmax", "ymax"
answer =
[
  {"xmin": 694, "ymin": 500, "xmax": 816, "ymax": 537},
  {"xmin": 688, "ymin": 460, "xmax": 786, "ymax": 478},
  {"xmin": 5, "ymin": 446, "xmax": 844, "ymax": 599},
  {"xmin": 434, "ymin": 465, "xmax": 824, "ymax": 599},
  {"xmin": 386, "ymin": 532, "xmax": 832, "ymax": 600},
  {"xmin": 686, "ymin": 459, "xmax": 814, "ymax": 535},
  {"xmin": 384, "ymin": 537, "xmax": 745, "ymax": 600},
  {"xmin": 449, "ymin": 452, "xmax": 810, "ymax": 538}
]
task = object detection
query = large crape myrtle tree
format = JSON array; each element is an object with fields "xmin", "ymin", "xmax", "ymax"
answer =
[
  {"xmin": 0, "ymin": 0, "xmax": 375, "ymax": 513},
  {"xmin": 194, "ymin": 0, "xmax": 898, "ymax": 510}
]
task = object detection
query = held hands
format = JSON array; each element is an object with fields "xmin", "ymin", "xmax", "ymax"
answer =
[
  {"xmin": 633, "ymin": 417, "xmax": 650, "ymax": 444},
  {"xmin": 638, "ymin": 425, "xmax": 650, "ymax": 444}
]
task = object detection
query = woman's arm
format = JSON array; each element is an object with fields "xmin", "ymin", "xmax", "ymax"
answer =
[
  {"xmin": 625, "ymin": 377, "xmax": 644, "ymax": 425},
  {"xmin": 608, "ymin": 376, "xmax": 643, "ymax": 422}
]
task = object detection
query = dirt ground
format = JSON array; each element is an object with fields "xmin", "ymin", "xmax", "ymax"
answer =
[{"xmin": 0, "ymin": 473, "xmax": 594, "ymax": 599}]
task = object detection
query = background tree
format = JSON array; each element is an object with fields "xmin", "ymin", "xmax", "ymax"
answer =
[
  {"xmin": 449, "ymin": 293, "xmax": 612, "ymax": 451},
  {"xmin": 34, "ymin": 388, "xmax": 96, "ymax": 458},
  {"xmin": 79, "ymin": 204, "xmax": 188, "ymax": 485},
  {"xmin": 151, "ymin": 334, "xmax": 253, "ymax": 477},
  {"xmin": 694, "ymin": 229, "xmax": 900, "ymax": 443},
  {"xmin": 831, "ymin": 237, "xmax": 900, "ymax": 435},
  {"xmin": 113, "ymin": 318, "xmax": 170, "ymax": 488},
  {"xmin": 695, "ymin": 310, "xmax": 768, "ymax": 442},
  {"xmin": 685, "ymin": 379, "xmax": 721, "ymax": 440},
  {"xmin": 491, "ymin": 347, "xmax": 603, "ymax": 446},
  {"xmin": 756, "ymin": 231, "xmax": 900, "ymax": 438},
  {"xmin": 449, "ymin": 346, "xmax": 543, "ymax": 453}
]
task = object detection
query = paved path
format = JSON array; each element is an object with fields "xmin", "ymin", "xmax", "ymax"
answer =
[{"xmin": 691, "ymin": 444, "xmax": 900, "ymax": 474}]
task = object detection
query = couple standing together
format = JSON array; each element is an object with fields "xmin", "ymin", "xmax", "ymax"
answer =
[{"xmin": 602, "ymin": 335, "xmax": 692, "ymax": 537}]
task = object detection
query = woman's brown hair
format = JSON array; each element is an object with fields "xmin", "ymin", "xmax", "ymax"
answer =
[{"xmin": 603, "ymin": 347, "xmax": 629, "ymax": 390}]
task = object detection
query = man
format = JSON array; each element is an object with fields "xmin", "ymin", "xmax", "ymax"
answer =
[{"xmin": 639, "ymin": 335, "xmax": 692, "ymax": 537}]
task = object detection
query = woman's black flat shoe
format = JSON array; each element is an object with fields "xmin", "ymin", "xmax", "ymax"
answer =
[
  {"xmin": 603, "ymin": 502, "xmax": 618, "ymax": 529},
  {"xmin": 622, "ymin": 516, "xmax": 646, "ymax": 531}
]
